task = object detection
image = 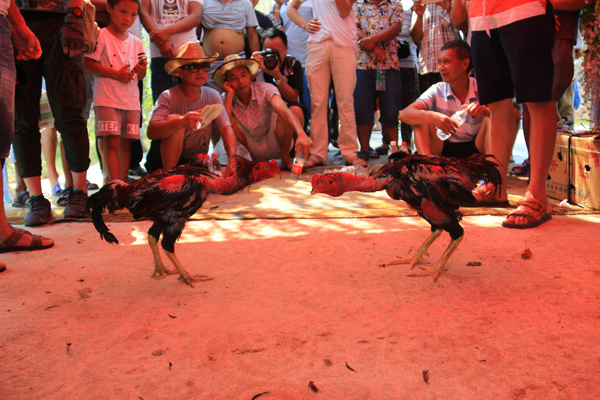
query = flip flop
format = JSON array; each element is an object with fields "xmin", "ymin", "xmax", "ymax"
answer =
[
  {"xmin": 87, "ymin": 180, "xmax": 99, "ymax": 191},
  {"xmin": 52, "ymin": 184, "xmax": 63, "ymax": 196},
  {"xmin": 11, "ymin": 190, "xmax": 30, "ymax": 208},
  {"xmin": 502, "ymin": 198, "xmax": 552, "ymax": 229},
  {"xmin": 0, "ymin": 227, "xmax": 54, "ymax": 253},
  {"xmin": 304, "ymin": 155, "xmax": 325, "ymax": 168}
]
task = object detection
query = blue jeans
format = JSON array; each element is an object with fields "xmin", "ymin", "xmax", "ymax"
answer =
[
  {"xmin": 0, "ymin": 16, "xmax": 16, "ymax": 160},
  {"xmin": 354, "ymin": 68, "xmax": 402, "ymax": 127}
]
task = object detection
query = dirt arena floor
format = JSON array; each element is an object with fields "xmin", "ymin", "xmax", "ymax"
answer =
[{"xmin": 2, "ymin": 169, "xmax": 599, "ymax": 399}]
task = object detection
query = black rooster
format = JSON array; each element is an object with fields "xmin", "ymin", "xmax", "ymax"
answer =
[
  {"xmin": 87, "ymin": 156, "xmax": 280, "ymax": 287},
  {"xmin": 311, "ymin": 152, "xmax": 502, "ymax": 281}
]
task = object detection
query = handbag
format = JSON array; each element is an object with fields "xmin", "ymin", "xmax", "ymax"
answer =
[{"xmin": 397, "ymin": 39, "xmax": 411, "ymax": 59}]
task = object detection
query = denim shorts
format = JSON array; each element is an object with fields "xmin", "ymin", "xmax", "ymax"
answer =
[{"xmin": 354, "ymin": 68, "xmax": 402, "ymax": 126}]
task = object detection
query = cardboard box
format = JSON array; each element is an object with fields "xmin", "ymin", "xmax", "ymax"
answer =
[{"xmin": 546, "ymin": 132, "xmax": 600, "ymax": 210}]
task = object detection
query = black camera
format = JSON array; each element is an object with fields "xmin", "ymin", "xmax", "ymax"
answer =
[{"xmin": 260, "ymin": 48, "xmax": 280, "ymax": 70}]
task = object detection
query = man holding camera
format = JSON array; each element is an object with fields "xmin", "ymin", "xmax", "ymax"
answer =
[{"xmin": 251, "ymin": 28, "xmax": 305, "ymax": 129}]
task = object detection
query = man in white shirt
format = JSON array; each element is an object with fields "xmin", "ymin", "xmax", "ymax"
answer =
[
  {"xmin": 287, "ymin": 0, "xmax": 366, "ymax": 167},
  {"xmin": 399, "ymin": 40, "xmax": 490, "ymax": 159}
]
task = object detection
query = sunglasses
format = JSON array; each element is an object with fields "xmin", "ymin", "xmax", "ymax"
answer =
[{"xmin": 181, "ymin": 63, "xmax": 210, "ymax": 73}]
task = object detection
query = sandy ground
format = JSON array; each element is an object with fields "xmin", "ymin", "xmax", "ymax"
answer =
[{"xmin": 2, "ymin": 210, "xmax": 600, "ymax": 399}]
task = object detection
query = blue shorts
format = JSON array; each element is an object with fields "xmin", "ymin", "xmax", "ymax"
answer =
[
  {"xmin": 354, "ymin": 68, "xmax": 402, "ymax": 126},
  {"xmin": 471, "ymin": 3, "xmax": 555, "ymax": 105}
]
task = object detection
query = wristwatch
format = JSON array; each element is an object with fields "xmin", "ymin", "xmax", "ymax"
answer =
[{"xmin": 67, "ymin": 7, "xmax": 84, "ymax": 18}]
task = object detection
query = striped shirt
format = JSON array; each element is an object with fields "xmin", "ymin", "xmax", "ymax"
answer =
[
  {"xmin": 416, "ymin": 77, "xmax": 482, "ymax": 143},
  {"xmin": 469, "ymin": 0, "xmax": 547, "ymax": 32}
]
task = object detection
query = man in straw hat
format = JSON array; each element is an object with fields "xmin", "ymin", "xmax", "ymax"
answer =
[
  {"xmin": 145, "ymin": 42, "xmax": 238, "ymax": 176},
  {"xmin": 214, "ymin": 54, "xmax": 312, "ymax": 171}
]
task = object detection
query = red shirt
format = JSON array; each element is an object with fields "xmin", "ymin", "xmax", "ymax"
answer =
[{"xmin": 469, "ymin": 0, "xmax": 549, "ymax": 32}]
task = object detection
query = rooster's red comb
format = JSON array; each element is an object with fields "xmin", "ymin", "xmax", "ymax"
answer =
[{"xmin": 311, "ymin": 173, "xmax": 320, "ymax": 187}]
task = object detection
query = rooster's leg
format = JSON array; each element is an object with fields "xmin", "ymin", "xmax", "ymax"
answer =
[
  {"xmin": 381, "ymin": 229, "xmax": 442, "ymax": 269},
  {"xmin": 409, "ymin": 235, "xmax": 463, "ymax": 281},
  {"xmin": 162, "ymin": 250, "xmax": 215, "ymax": 288},
  {"xmin": 148, "ymin": 234, "xmax": 177, "ymax": 279}
]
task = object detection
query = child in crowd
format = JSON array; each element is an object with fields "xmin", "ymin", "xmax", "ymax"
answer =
[{"xmin": 84, "ymin": 0, "xmax": 147, "ymax": 184}]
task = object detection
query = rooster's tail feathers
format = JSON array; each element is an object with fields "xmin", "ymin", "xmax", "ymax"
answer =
[{"xmin": 87, "ymin": 180, "xmax": 129, "ymax": 244}]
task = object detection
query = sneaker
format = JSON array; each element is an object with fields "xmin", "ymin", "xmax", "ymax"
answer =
[
  {"xmin": 24, "ymin": 195, "xmax": 52, "ymax": 227},
  {"xmin": 64, "ymin": 189, "xmax": 89, "ymax": 219},
  {"xmin": 128, "ymin": 165, "xmax": 147, "ymax": 177}
]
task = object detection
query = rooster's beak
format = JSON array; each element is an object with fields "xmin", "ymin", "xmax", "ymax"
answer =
[{"xmin": 310, "ymin": 188, "xmax": 317, "ymax": 195}]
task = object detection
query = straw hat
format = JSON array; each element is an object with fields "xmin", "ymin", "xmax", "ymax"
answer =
[
  {"xmin": 164, "ymin": 42, "xmax": 219, "ymax": 76},
  {"xmin": 212, "ymin": 54, "xmax": 260, "ymax": 87}
]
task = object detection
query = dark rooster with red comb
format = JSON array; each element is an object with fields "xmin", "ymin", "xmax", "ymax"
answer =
[
  {"xmin": 88, "ymin": 156, "xmax": 280, "ymax": 287},
  {"xmin": 311, "ymin": 152, "xmax": 502, "ymax": 281}
]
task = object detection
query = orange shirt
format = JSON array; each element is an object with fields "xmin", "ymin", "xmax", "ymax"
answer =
[{"xmin": 469, "ymin": 0, "xmax": 549, "ymax": 32}]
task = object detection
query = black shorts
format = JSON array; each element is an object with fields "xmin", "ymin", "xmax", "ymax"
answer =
[
  {"xmin": 442, "ymin": 140, "xmax": 480, "ymax": 159},
  {"xmin": 145, "ymin": 139, "xmax": 188, "ymax": 173},
  {"xmin": 471, "ymin": 3, "xmax": 555, "ymax": 105}
]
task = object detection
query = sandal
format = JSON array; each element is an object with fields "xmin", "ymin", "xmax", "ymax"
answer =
[
  {"xmin": 51, "ymin": 183, "xmax": 63, "ymax": 196},
  {"xmin": 510, "ymin": 161, "xmax": 530, "ymax": 177},
  {"xmin": 502, "ymin": 198, "xmax": 552, "ymax": 229},
  {"xmin": 0, "ymin": 226, "xmax": 54, "ymax": 253},
  {"xmin": 368, "ymin": 147, "xmax": 380, "ymax": 159},
  {"xmin": 304, "ymin": 154, "xmax": 325, "ymax": 168},
  {"xmin": 87, "ymin": 180, "xmax": 99, "ymax": 191},
  {"xmin": 12, "ymin": 190, "xmax": 30, "ymax": 208},
  {"xmin": 57, "ymin": 186, "xmax": 73, "ymax": 207}
]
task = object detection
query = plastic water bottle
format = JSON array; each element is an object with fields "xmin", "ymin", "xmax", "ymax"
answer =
[
  {"xmin": 290, "ymin": 150, "xmax": 305, "ymax": 180},
  {"xmin": 436, "ymin": 109, "xmax": 468, "ymax": 141},
  {"xmin": 399, "ymin": 141, "xmax": 409, "ymax": 154},
  {"xmin": 340, "ymin": 166, "xmax": 367, "ymax": 176},
  {"xmin": 388, "ymin": 141, "xmax": 398, "ymax": 157},
  {"xmin": 211, "ymin": 152, "xmax": 221, "ymax": 176},
  {"xmin": 376, "ymin": 66, "xmax": 386, "ymax": 91}
]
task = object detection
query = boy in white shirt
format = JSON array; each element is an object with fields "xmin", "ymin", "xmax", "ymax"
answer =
[{"xmin": 84, "ymin": 0, "xmax": 148, "ymax": 183}]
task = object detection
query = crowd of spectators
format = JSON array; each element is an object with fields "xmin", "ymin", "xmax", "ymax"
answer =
[{"xmin": 1, "ymin": 0, "xmax": 592, "ymax": 270}]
